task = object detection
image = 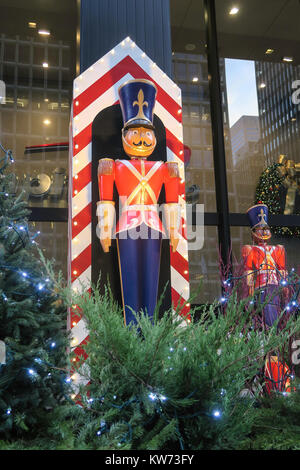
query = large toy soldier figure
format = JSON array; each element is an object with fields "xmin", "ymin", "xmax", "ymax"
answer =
[
  {"xmin": 242, "ymin": 204, "xmax": 287, "ymax": 327},
  {"xmin": 97, "ymin": 79, "xmax": 180, "ymax": 326}
]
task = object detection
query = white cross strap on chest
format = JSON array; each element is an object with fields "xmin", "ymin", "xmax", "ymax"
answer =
[{"xmin": 120, "ymin": 160, "xmax": 163, "ymax": 205}]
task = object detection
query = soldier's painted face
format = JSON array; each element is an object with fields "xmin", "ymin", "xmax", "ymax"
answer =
[
  {"xmin": 122, "ymin": 126, "xmax": 156, "ymax": 158},
  {"xmin": 252, "ymin": 226, "xmax": 271, "ymax": 244}
]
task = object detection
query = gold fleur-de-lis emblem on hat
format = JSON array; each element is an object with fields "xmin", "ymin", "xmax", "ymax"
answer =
[
  {"xmin": 133, "ymin": 89, "xmax": 148, "ymax": 120},
  {"xmin": 258, "ymin": 208, "xmax": 267, "ymax": 224}
]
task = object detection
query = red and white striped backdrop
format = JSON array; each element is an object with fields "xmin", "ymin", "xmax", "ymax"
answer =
[{"xmin": 68, "ymin": 37, "xmax": 190, "ymax": 385}]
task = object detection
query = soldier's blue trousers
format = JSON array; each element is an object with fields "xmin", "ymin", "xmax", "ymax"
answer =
[{"xmin": 117, "ymin": 225, "xmax": 162, "ymax": 326}]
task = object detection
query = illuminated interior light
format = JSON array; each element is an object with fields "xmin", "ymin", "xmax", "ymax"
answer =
[
  {"xmin": 229, "ymin": 7, "xmax": 239, "ymax": 15},
  {"xmin": 192, "ymin": 77, "xmax": 199, "ymax": 83},
  {"xmin": 73, "ymin": 221, "xmax": 78, "ymax": 226},
  {"xmin": 259, "ymin": 83, "xmax": 266, "ymax": 89},
  {"xmin": 75, "ymin": 101, "xmax": 79, "ymax": 106},
  {"xmin": 265, "ymin": 48, "xmax": 274, "ymax": 55},
  {"xmin": 282, "ymin": 56, "xmax": 293, "ymax": 62},
  {"xmin": 43, "ymin": 118, "xmax": 51, "ymax": 125},
  {"xmin": 42, "ymin": 62, "xmax": 48, "ymax": 68},
  {"xmin": 28, "ymin": 22, "xmax": 37, "ymax": 29},
  {"xmin": 38, "ymin": 29, "xmax": 50, "ymax": 36}
]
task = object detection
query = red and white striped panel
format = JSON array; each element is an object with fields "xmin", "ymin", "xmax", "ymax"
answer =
[{"xmin": 68, "ymin": 37, "xmax": 190, "ymax": 380}]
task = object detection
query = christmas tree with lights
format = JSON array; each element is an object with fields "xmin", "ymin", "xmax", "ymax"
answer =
[
  {"xmin": 0, "ymin": 144, "xmax": 70, "ymax": 438},
  {"xmin": 255, "ymin": 162, "xmax": 300, "ymax": 238}
]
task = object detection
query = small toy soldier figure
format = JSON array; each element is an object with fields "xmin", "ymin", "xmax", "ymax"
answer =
[
  {"xmin": 97, "ymin": 79, "xmax": 181, "ymax": 326},
  {"xmin": 242, "ymin": 204, "xmax": 293, "ymax": 396},
  {"xmin": 242, "ymin": 204, "xmax": 287, "ymax": 327}
]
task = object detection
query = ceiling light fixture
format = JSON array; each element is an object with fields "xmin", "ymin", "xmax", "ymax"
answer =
[
  {"xmin": 185, "ymin": 43, "xmax": 196, "ymax": 51},
  {"xmin": 192, "ymin": 77, "xmax": 199, "ymax": 83},
  {"xmin": 28, "ymin": 22, "xmax": 37, "ymax": 29},
  {"xmin": 38, "ymin": 29, "xmax": 50, "ymax": 36},
  {"xmin": 42, "ymin": 62, "xmax": 48, "ymax": 68},
  {"xmin": 229, "ymin": 6, "xmax": 239, "ymax": 15},
  {"xmin": 265, "ymin": 48, "xmax": 274, "ymax": 55},
  {"xmin": 43, "ymin": 119, "xmax": 51, "ymax": 125},
  {"xmin": 282, "ymin": 56, "xmax": 293, "ymax": 62},
  {"xmin": 259, "ymin": 83, "xmax": 266, "ymax": 89}
]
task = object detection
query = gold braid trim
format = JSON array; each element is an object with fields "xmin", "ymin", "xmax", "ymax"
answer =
[
  {"xmin": 98, "ymin": 158, "xmax": 114, "ymax": 176},
  {"xmin": 166, "ymin": 161, "xmax": 179, "ymax": 178}
]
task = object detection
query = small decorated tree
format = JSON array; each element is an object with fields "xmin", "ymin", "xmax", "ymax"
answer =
[
  {"xmin": 255, "ymin": 162, "xmax": 300, "ymax": 238},
  {"xmin": 0, "ymin": 144, "xmax": 70, "ymax": 438}
]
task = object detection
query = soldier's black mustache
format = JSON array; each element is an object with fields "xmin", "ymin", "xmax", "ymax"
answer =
[{"xmin": 133, "ymin": 141, "xmax": 152, "ymax": 147}]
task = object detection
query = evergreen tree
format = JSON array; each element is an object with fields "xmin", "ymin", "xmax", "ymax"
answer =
[
  {"xmin": 63, "ymin": 283, "xmax": 300, "ymax": 451},
  {"xmin": 0, "ymin": 144, "xmax": 70, "ymax": 438},
  {"xmin": 255, "ymin": 162, "xmax": 300, "ymax": 238}
]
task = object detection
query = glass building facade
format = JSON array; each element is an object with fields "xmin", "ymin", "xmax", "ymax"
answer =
[{"xmin": 1, "ymin": 0, "xmax": 300, "ymax": 303}]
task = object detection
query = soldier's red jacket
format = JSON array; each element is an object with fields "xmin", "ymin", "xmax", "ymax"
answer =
[
  {"xmin": 242, "ymin": 244, "xmax": 286, "ymax": 288},
  {"xmin": 98, "ymin": 158, "xmax": 180, "ymax": 235}
]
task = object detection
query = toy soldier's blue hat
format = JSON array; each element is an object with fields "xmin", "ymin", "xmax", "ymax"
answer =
[
  {"xmin": 247, "ymin": 204, "xmax": 269, "ymax": 230},
  {"xmin": 118, "ymin": 79, "xmax": 157, "ymax": 130}
]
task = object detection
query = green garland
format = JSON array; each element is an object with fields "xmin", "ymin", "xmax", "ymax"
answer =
[{"xmin": 255, "ymin": 163, "xmax": 300, "ymax": 238}]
